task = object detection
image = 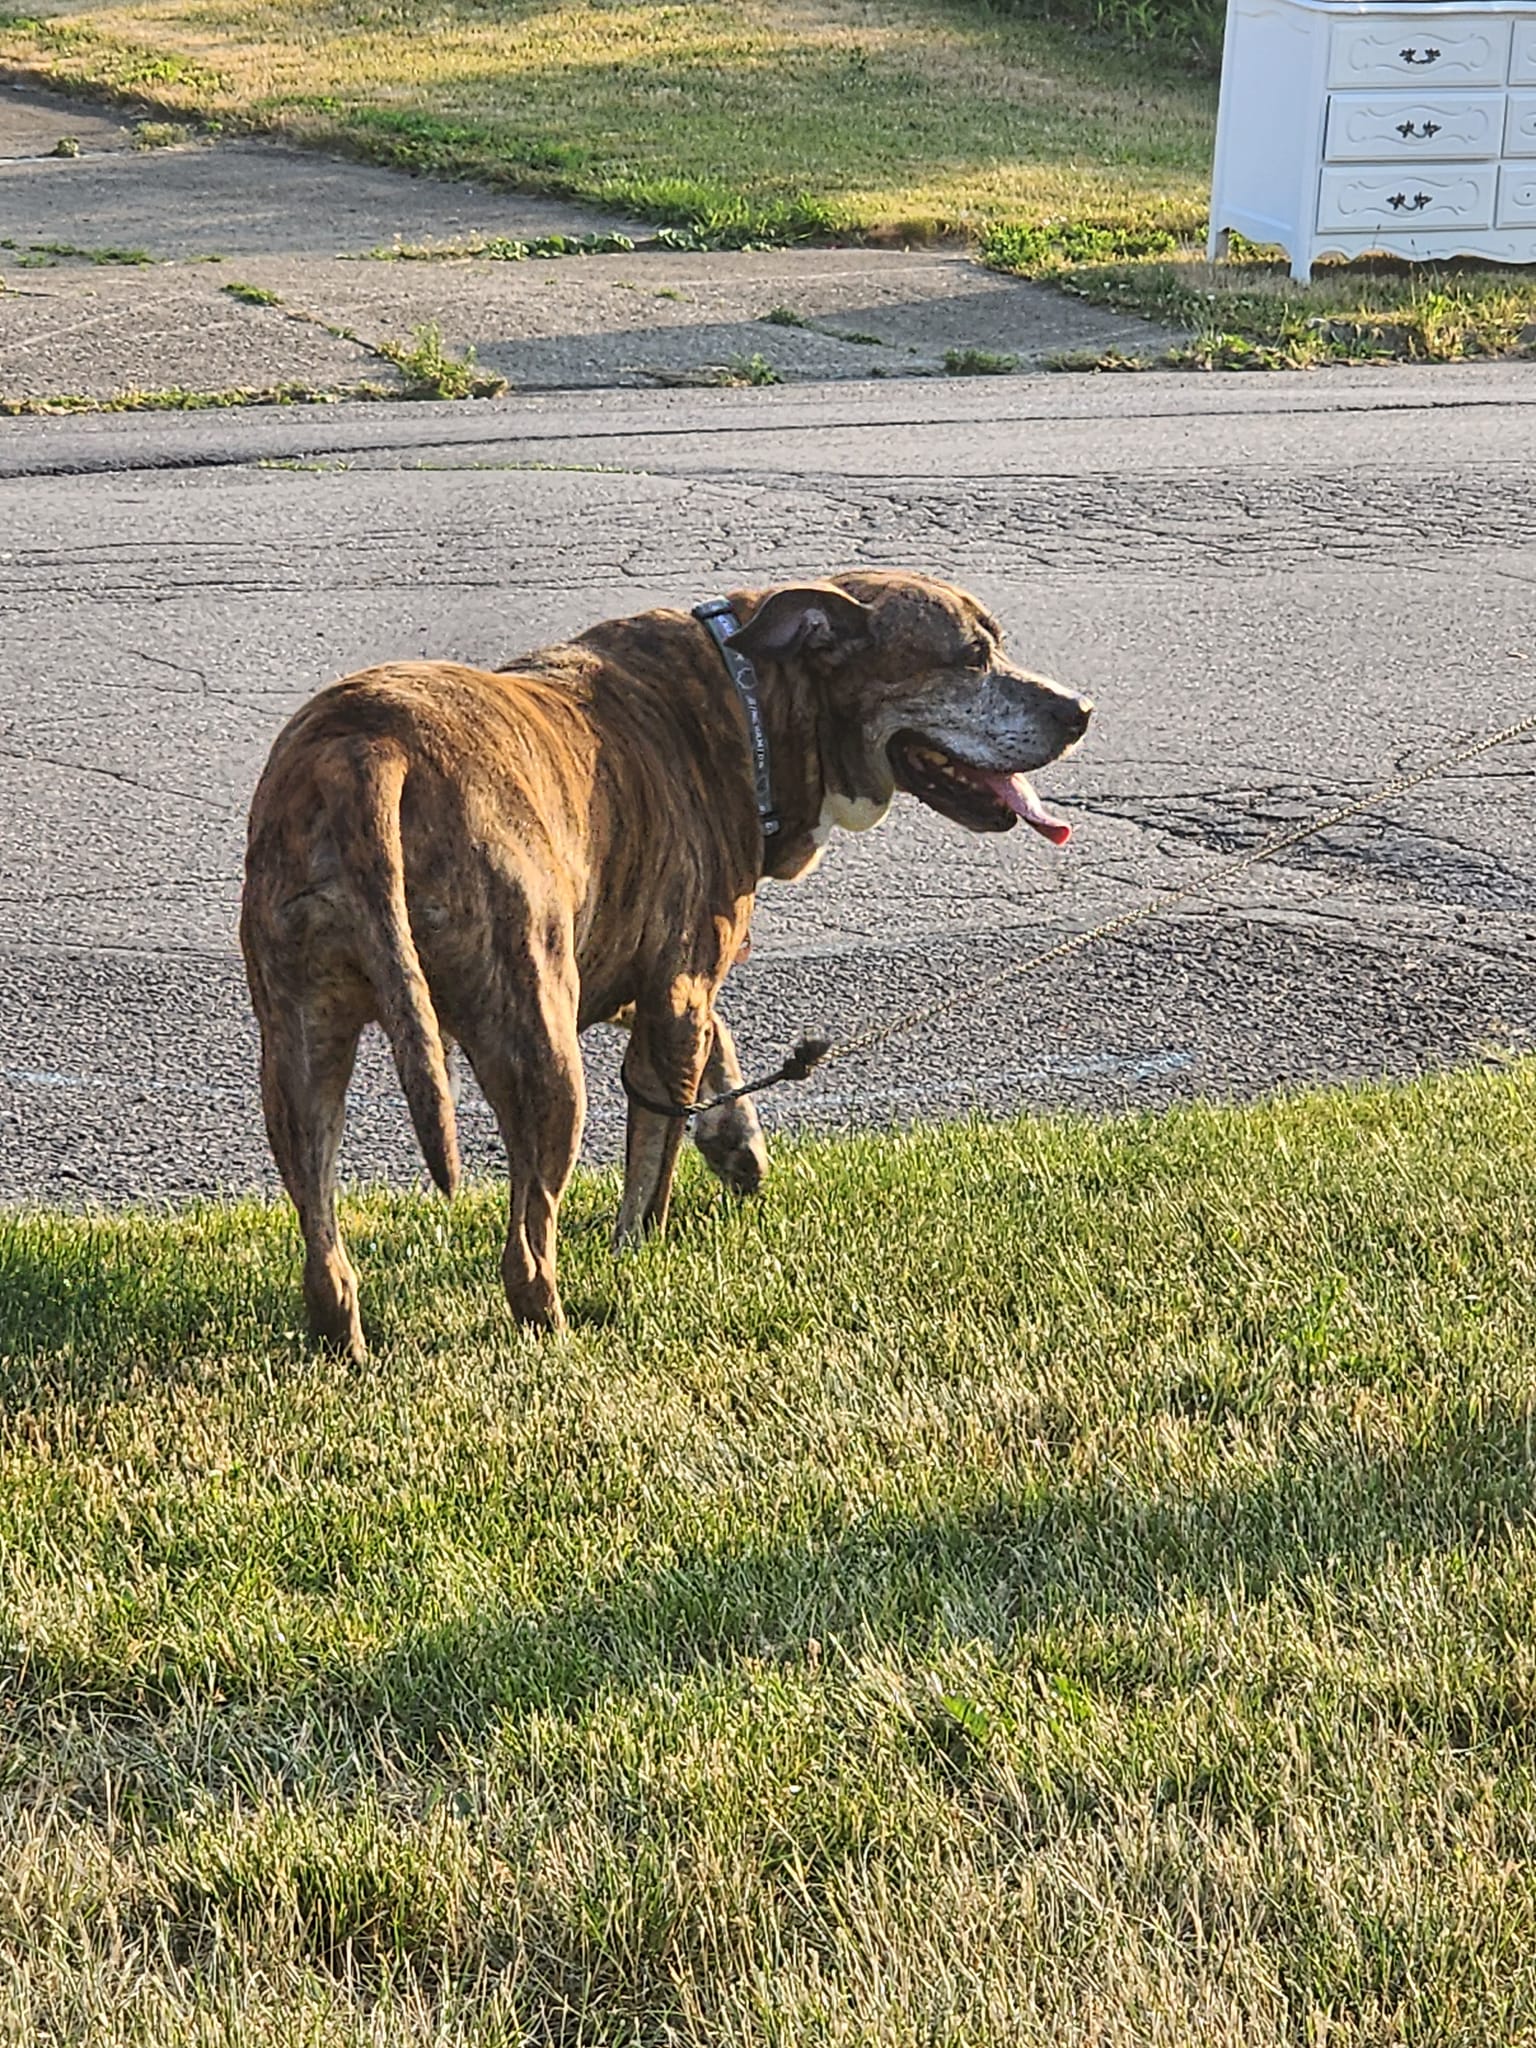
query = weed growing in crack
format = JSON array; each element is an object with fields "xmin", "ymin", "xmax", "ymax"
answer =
[
  {"xmin": 133, "ymin": 119, "xmax": 196, "ymax": 147},
  {"xmin": 377, "ymin": 323, "xmax": 507, "ymax": 398},
  {"xmin": 1, "ymin": 238, "xmax": 152, "ymax": 265},
  {"xmin": 727, "ymin": 351, "xmax": 782, "ymax": 385},
  {"xmin": 943, "ymin": 347, "xmax": 1018, "ymax": 375}
]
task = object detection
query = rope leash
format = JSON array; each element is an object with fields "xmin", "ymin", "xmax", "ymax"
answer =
[
  {"xmin": 622, "ymin": 1035, "xmax": 832, "ymax": 1122},
  {"xmin": 628, "ymin": 709, "xmax": 1536, "ymax": 1123}
]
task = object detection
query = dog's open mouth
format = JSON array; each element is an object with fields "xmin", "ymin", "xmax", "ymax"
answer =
[{"xmin": 887, "ymin": 732, "xmax": 1071, "ymax": 843}]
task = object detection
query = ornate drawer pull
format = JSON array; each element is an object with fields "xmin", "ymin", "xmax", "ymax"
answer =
[
  {"xmin": 1387, "ymin": 190, "xmax": 1435, "ymax": 210},
  {"xmin": 1396, "ymin": 118, "xmax": 1441, "ymax": 138},
  {"xmin": 1399, "ymin": 46, "xmax": 1442, "ymax": 63}
]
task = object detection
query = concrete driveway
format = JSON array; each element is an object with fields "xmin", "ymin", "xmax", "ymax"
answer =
[{"xmin": 2, "ymin": 369, "xmax": 1533, "ymax": 1204}]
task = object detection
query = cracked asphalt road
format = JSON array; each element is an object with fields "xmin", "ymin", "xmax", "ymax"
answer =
[{"xmin": 2, "ymin": 368, "xmax": 1534, "ymax": 1205}]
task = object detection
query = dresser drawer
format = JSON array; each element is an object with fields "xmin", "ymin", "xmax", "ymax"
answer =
[
  {"xmin": 1508, "ymin": 91, "xmax": 1536, "ymax": 152},
  {"xmin": 1512, "ymin": 18, "xmax": 1536, "ymax": 83},
  {"xmin": 1328, "ymin": 16, "xmax": 1510, "ymax": 88},
  {"xmin": 1497, "ymin": 163, "xmax": 1536, "ymax": 219},
  {"xmin": 1317, "ymin": 163, "xmax": 1496, "ymax": 229},
  {"xmin": 1325, "ymin": 90, "xmax": 1505, "ymax": 159}
]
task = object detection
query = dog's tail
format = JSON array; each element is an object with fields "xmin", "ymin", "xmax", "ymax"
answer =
[{"xmin": 321, "ymin": 739, "xmax": 460, "ymax": 1197}]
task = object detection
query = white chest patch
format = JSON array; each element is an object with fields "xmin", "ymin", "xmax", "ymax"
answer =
[{"xmin": 816, "ymin": 791, "xmax": 892, "ymax": 845}]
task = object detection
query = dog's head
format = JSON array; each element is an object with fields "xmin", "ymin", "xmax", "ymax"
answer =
[{"xmin": 729, "ymin": 571, "xmax": 1091, "ymax": 853}]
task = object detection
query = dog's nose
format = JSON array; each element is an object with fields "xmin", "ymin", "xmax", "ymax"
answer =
[{"xmin": 1054, "ymin": 695, "xmax": 1093, "ymax": 741}]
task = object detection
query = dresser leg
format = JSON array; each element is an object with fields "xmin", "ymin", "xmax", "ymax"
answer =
[{"xmin": 1208, "ymin": 225, "xmax": 1231, "ymax": 263}]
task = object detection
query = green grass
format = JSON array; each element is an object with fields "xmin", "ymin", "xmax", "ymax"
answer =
[
  {"xmin": 0, "ymin": 324, "xmax": 502, "ymax": 410},
  {"xmin": 943, "ymin": 345, "xmax": 1019, "ymax": 375},
  {"xmin": 983, "ymin": 228, "xmax": 1536, "ymax": 366},
  {"xmin": 982, "ymin": 0, "xmax": 1223, "ymax": 65},
  {"xmin": 0, "ymin": 379, "xmax": 395, "ymax": 414},
  {"xmin": 0, "ymin": 0, "xmax": 1213, "ymax": 241},
  {"xmin": 726, "ymin": 350, "xmax": 781, "ymax": 385},
  {"xmin": 132, "ymin": 114, "xmax": 195, "ymax": 145},
  {"xmin": 0, "ymin": 235, "xmax": 152, "ymax": 264},
  {"xmin": 3, "ymin": 1065, "xmax": 1536, "ymax": 2041},
  {"xmin": 359, "ymin": 231, "xmax": 639, "ymax": 262}
]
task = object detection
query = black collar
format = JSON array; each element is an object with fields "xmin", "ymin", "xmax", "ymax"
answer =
[{"xmin": 693, "ymin": 599, "xmax": 780, "ymax": 842}]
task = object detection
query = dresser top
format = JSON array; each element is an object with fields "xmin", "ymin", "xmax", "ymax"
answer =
[{"xmin": 1250, "ymin": 0, "xmax": 1534, "ymax": 13}]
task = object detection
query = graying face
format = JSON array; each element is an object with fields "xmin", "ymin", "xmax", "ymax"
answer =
[{"xmin": 848, "ymin": 581, "xmax": 1093, "ymax": 841}]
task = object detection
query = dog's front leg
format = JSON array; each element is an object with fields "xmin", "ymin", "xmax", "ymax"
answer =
[
  {"xmin": 606, "ymin": 1004, "xmax": 766, "ymax": 1197},
  {"xmin": 692, "ymin": 1013, "xmax": 769, "ymax": 1197},
  {"xmin": 616, "ymin": 997, "xmax": 714, "ymax": 1244}
]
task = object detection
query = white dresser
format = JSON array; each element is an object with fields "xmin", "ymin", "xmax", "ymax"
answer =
[{"xmin": 1208, "ymin": 0, "xmax": 1536, "ymax": 276}]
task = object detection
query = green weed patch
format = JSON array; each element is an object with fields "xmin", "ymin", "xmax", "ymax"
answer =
[
  {"xmin": 982, "ymin": 231, "xmax": 1536, "ymax": 367},
  {"xmin": 0, "ymin": 379, "xmax": 393, "ymax": 413},
  {"xmin": 374, "ymin": 321, "xmax": 507, "ymax": 399}
]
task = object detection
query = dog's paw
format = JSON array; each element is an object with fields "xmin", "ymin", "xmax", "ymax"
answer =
[{"xmin": 304, "ymin": 1252, "xmax": 367, "ymax": 1364}]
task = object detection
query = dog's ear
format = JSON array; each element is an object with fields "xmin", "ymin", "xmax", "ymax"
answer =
[{"xmin": 729, "ymin": 584, "xmax": 873, "ymax": 664}]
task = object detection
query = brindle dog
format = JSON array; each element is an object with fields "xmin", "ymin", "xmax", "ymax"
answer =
[{"xmin": 241, "ymin": 571, "xmax": 1091, "ymax": 1358}]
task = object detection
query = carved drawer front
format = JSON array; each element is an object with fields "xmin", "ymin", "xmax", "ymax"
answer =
[
  {"xmin": 1497, "ymin": 164, "xmax": 1536, "ymax": 220},
  {"xmin": 1327, "ymin": 17, "xmax": 1510, "ymax": 88},
  {"xmin": 1507, "ymin": 91, "xmax": 1536, "ymax": 151},
  {"xmin": 1325, "ymin": 91, "xmax": 1505, "ymax": 159},
  {"xmin": 1512, "ymin": 19, "xmax": 1536, "ymax": 82},
  {"xmin": 1317, "ymin": 163, "xmax": 1496, "ymax": 229}
]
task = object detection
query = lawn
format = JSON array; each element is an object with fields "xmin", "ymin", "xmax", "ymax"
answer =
[
  {"xmin": 0, "ymin": 0, "xmax": 1213, "ymax": 239},
  {"xmin": 982, "ymin": 226, "xmax": 1536, "ymax": 365},
  {"xmin": 3, "ymin": 1065, "xmax": 1535, "ymax": 2042}
]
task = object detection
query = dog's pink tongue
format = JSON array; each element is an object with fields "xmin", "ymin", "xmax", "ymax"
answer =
[{"xmin": 984, "ymin": 772, "xmax": 1071, "ymax": 845}]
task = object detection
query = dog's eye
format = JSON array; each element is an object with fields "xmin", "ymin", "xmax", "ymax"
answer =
[{"xmin": 966, "ymin": 637, "xmax": 992, "ymax": 669}]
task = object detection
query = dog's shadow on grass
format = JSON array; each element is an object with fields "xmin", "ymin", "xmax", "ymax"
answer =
[
  {"xmin": 5, "ymin": 1194, "xmax": 1534, "ymax": 1760},
  {"xmin": 324, "ymin": 1393, "xmax": 1536, "ymax": 1756},
  {"xmin": 0, "ymin": 1168, "xmax": 748, "ymax": 1396},
  {"xmin": 7, "ymin": 1390, "xmax": 1536, "ymax": 1830},
  {"xmin": 0, "ymin": 1211, "xmax": 307, "ymax": 1395}
]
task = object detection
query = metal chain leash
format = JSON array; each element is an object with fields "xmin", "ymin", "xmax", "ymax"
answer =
[{"xmin": 634, "ymin": 709, "xmax": 1536, "ymax": 1122}]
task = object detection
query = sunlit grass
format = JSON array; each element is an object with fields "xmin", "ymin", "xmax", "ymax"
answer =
[
  {"xmin": 0, "ymin": 0, "xmax": 1212, "ymax": 237},
  {"xmin": 2, "ymin": 1067, "xmax": 1535, "ymax": 2040},
  {"xmin": 983, "ymin": 228, "xmax": 1536, "ymax": 364}
]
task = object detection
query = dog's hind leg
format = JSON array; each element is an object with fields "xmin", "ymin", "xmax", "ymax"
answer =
[
  {"xmin": 457, "ymin": 970, "xmax": 585, "ymax": 1334},
  {"xmin": 692, "ymin": 1012, "xmax": 769, "ymax": 1197},
  {"xmin": 256, "ymin": 995, "xmax": 367, "ymax": 1364}
]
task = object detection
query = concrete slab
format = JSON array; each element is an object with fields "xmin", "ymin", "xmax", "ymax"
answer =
[
  {"xmin": 234, "ymin": 248, "xmax": 1172, "ymax": 387},
  {"xmin": 0, "ymin": 266, "xmax": 401, "ymax": 399},
  {"xmin": 0, "ymin": 92, "xmax": 637, "ymax": 259},
  {"xmin": 0, "ymin": 77, "xmax": 143, "ymax": 158}
]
